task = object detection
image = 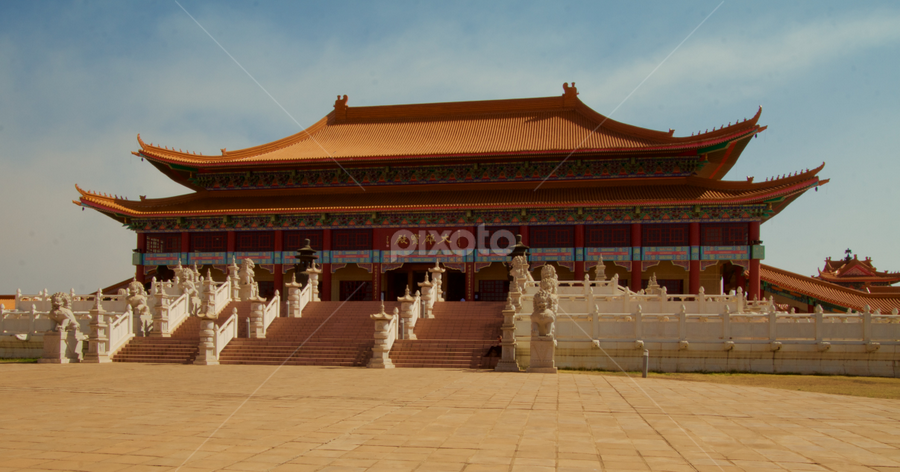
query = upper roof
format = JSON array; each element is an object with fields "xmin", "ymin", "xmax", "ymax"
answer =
[
  {"xmin": 74, "ymin": 164, "xmax": 826, "ymax": 221},
  {"xmin": 761, "ymin": 264, "xmax": 900, "ymax": 313},
  {"xmin": 135, "ymin": 83, "xmax": 764, "ymax": 178}
]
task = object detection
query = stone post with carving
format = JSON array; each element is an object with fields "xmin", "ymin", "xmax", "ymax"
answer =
[
  {"xmin": 248, "ymin": 295, "xmax": 266, "ymax": 339},
  {"xmin": 305, "ymin": 262, "xmax": 322, "ymax": 302},
  {"xmin": 368, "ymin": 303, "xmax": 396, "ymax": 369},
  {"xmin": 527, "ymin": 265, "xmax": 558, "ymax": 373},
  {"xmin": 227, "ymin": 256, "xmax": 241, "ymax": 301},
  {"xmin": 151, "ymin": 284, "xmax": 171, "ymax": 337},
  {"xmin": 285, "ymin": 273, "xmax": 303, "ymax": 318},
  {"xmin": 428, "ymin": 261, "xmax": 446, "ymax": 302},
  {"xmin": 84, "ymin": 290, "xmax": 111, "ymax": 363},
  {"xmin": 194, "ymin": 307, "xmax": 219, "ymax": 365},
  {"xmin": 417, "ymin": 273, "xmax": 434, "ymax": 319},
  {"xmin": 495, "ymin": 296, "xmax": 521, "ymax": 372},
  {"xmin": 397, "ymin": 288, "xmax": 418, "ymax": 340}
]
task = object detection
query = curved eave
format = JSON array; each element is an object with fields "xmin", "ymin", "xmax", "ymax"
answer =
[{"xmin": 73, "ymin": 172, "xmax": 826, "ymax": 220}]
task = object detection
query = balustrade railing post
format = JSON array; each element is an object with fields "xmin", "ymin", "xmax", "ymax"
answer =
[{"xmin": 84, "ymin": 291, "xmax": 111, "ymax": 363}]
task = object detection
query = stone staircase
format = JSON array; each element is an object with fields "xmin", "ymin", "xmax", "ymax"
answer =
[
  {"xmin": 218, "ymin": 301, "xmax": 399, "ymax": 367},
  {"xmin": 112, "ymin": 300, "xmax": 253, "ymax": 364},
  {"xmin": 390, "ymin": 301, "xmax": 505, "ymax": 369}
]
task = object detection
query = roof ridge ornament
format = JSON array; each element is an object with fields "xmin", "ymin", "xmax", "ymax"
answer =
[
  {"xmin": 562, "ymin": 82, "xmax": 578, "ymax": 107},
  {"xmin": 334, "ymin": 94, "xmax": 349, "ymax": 120}
]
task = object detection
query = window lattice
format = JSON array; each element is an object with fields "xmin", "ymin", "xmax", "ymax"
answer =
[
  {"xmin": 585, "ymin": 225, "xmax": 631, "ymax": 247},
  {"xmin": 189, "ymin": 232, "xmax": 227, "ymax": 252},
  {"xmin": 285, "ymin": 231, "xmax": 323, "ymax": 251},
  {"xmin": 641, "ymin": 224, "xmax": 689, "ymax": 246},
  {"xmin": 333, "ymin": 229, "xmax": 372, "ymax": 250},
  {"xmin": 146, "ymin": 234, "xmax": 181, "ymax": 253},
  {"xmin": 530, "ymin": 226, "xmax": 574, "ymax": 248},
  {"xmin": 700, "ymin": 223, "xmax": 748, "ymax": 246},
  {"xmin": 235, "ymin": 231, "xmax": 275, "ymax": 251}
]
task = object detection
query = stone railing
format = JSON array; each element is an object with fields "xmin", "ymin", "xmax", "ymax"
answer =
[
  {"xmin": 215, "ymin": 311, "xmax": 239, "ymax": 357},
  {"xmin": 285, "ymin": 275, "xmax": 313, "ymax": 318},
  {"xmin": 9, "ymin": 289, "xmax": 130, "ymax": 317},
  {"xmin": 107, "ymin": 311, "xmax": 134, "ymax": 358},
  {"xmin": 263, "ymin": 291, "xmax": 280, "ymax": 333},
  {"xmin": 213, "ymin": 279, "xmax": 232, "ymax": 315},
  {"xmin": 368, "ymin": 304, "xmax": 398, "ymax": 368},
  {"xmin": 515, "ymin": 305, "xmax": 900, "ymax": 351}
]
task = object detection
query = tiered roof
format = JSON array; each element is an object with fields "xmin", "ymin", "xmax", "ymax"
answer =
[
  {"xmin": 761, "ymin": 264, "xmax": 900, "ymax": 313},
  {"xmin": 76, "ymin": 84, "xmax": 826, "ymax": 224}
]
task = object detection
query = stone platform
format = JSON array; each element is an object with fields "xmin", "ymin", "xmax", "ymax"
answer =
[{"xmin": 1, "ymin": 364, "xmax": 899, "ymax": 471}]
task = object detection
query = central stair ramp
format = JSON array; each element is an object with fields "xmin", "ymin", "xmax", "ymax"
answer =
[
  {"xmin": 390, "ymin": 301, "xmax": 505, "ymax": 369},
  {"xmin": 218, "ymin": 301, "xmax": 400, "ymax": 366},
  {"xmin": 112, "ymin": 300, "xmax": 253, "ymax": 364}
]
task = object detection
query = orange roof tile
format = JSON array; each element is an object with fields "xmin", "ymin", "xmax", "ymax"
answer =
[
  {"xmin": 136, "ymin": 84, "xmax": 763, "ymax": 167},
  {"xmin": 761, "ymin": 264, "xmax": 900, "ymax": 313}
]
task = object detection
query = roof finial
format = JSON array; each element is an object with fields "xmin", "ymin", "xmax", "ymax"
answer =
[
  {"xmin": 334, "ymin": 94, "xmax": 349, "ymax": 120},
  {"xmin": 562, "ymin": 82, "xmax": 579, "ymax": 106}
]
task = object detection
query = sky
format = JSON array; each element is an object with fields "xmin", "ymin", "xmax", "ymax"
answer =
[{"xmin": 1, "ymin": 0, "xmax": 899, "ymax": 294}]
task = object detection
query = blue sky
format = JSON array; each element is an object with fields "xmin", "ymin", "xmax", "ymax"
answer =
[{"xmin": 1, "ymin": 1, "xmax": 899, "ymax": 293}]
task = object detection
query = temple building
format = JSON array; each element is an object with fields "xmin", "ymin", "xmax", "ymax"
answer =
[{"xmin": 75, "ymin": 84, "xmax": 826, "ymax": 302}]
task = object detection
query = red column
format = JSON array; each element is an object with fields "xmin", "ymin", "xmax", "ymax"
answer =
[
  {"xmin": 689, "ymin": 222, "xmax": 700, "ymax": 294},
  {"xmin": 372, "ymin": 263, "xmax": 381, "ymax": 300},
  {"xmin": 466, "ymin": 261, "xmax": 475, "ymax": 301},
  {"xmin": 630, "ymin": 223, "xmax": 642, "ymax": 292},
  {"xmin": 574, "ymin": 224, "xmax": 585, "ymax": 280},
  {"xmin": 226, "ymin": 231, "xmax": 236, "ymax": 257},
  {"xmin": 519, "ymin": 225, "xmax": 529, "ymax": 247},
  {"xmin": 322, "ymin": 229, "xmax": 332, "ymax": 301},
  {"xmin": 181, "ymin": 232, "xmax": 190, "ymax": 255},
  {"xmin": 749, "ymin": 221, "xmax": 761, "ymax": 300},
  {"xmin": 273, "ymin": 230, "xmax": 283, "ymax": 296},
  {"xmin": 135, "ymin": 233, "xmax": 146, "ymax": 283}
]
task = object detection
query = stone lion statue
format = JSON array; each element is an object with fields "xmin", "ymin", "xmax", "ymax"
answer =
[
  {"xmin": 539, "ymin": 264, "xmax": 558, "ymax": 295},
  {"xmin": 531, "ymin": 290, "xmax": 556, "ymax": 337},
  {"xmin": 48, "ymin": 292, "xmax": 80, "ymax": 332},
  {"xmin": 239, "ymin": 259, "xmax": 256, "ymax": 286}
]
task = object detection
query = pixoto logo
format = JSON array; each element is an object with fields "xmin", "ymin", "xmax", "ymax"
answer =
[{"xmin": 388, "ymin": 225, "xmax": 515, "ymax": 262}]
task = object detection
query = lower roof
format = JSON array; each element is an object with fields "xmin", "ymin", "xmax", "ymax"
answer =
[{"xmin": 75, "ymin": 168, "xmax": 825, "ymax": 221}]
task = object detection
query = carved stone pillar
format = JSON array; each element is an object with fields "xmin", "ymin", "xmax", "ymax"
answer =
[
  {"xmin": 368, "ymin": 303, "xmax": 396, "ymax": 369},
  {"xmin": 428, "ymin": 261, "xmax": 446, "ymax": 302},
  {"xmin": 305, "ymin": 262, "xmax": 322, "ymax": 302},
  {"xmin": 227, "ymin": 256, "xmax": 241, "ymax": 301},
  {"xmin": 83, "ymin": 294, "xmax": 110, "ymax": 363},
  {"xmin": 151, "ymin": 286, "xmax": 171, "ymax": 337},
  {"xmin": 495, "ymin": 297, "xmax": 520, "ymax": 372},
  {"xmin": 284, "ymin": 273, "xmax": 303, "ymax": 318},
  {"xmin": 397, "ymin": 288, "xmax": 417, "ymax": 340},
  {"xmin": 194, "ymin": 317, "xmax": 219, "ymax": 365},
  {"xmin": 417, "ymin": 273, "xmax": 434, "ymax": 319},
  {"xmin": 248, "ymin": 295, "xmax": 266, "ymax": 339}
]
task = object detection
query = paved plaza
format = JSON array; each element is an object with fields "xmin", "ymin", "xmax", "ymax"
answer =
[{"xmin": 1, "ymin": 364, "xmax": 899, "ymax": 471}]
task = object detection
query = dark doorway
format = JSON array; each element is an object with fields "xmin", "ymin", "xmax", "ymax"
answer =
[
  {"xmin": 478, "ymin": 280, "xmax": 509, "ymax": 301},
  {"xmin": 446, "ymin": 271, "xmax": 466, "ymax": 301},
  {"xmin": 257, "ymin": 281, "xmax": 275, "ymax": 300},
  {"xmin": 340, "ymin": 281, "xmax": 371, "ymax": 301}
]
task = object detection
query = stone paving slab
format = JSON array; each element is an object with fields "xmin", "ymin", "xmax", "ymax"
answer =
[{"xmin": 0, "ymin": 364, "xmax": 899, "ymax": 471}]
